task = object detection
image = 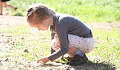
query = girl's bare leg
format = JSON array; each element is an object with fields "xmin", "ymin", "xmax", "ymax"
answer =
[
  {"xmin": 0, "ymin": 0, "xmax": 2, "ymax": 15},
  {"xmin": 67, "ymin": 46, "xmax": 77, "ymax": 56},
  {"xmin": 2, "ymin": 2, "xmax": 16, "ymax": 10}
]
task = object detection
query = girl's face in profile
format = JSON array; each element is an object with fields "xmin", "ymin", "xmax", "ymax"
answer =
[{"xmin": 29, "ymin": 16, "xmax": 53, "ymax": 31}]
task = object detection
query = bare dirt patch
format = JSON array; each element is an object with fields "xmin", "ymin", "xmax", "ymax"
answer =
[
  {"xmin": 87, "ymin": 23, "xmax": 120, "ymax": 31},
  {"xmin": 0, "ymin": 15, "xmax": 26, "ymax": 26},
  {"xmin": 0, "ymin": 15, "xmax": 119, "ymax": 31}
]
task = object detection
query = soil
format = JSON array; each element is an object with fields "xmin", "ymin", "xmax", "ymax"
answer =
[{"xmin": 0, "ymin": 15, "xmax": 119, "ymax": 70}]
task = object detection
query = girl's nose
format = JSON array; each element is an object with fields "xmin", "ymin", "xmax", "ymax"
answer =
[
  {"xmin": 37, "ymin": 26, "xmax": 41, "ymax": 31},
  {"xmin": 38, "ymin": 28, "xmax": 41, "ymax": 31}
]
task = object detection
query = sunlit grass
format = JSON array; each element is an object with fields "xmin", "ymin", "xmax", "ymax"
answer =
[
  {"xmin": 7, "ymin": 0, "xmax": 120, "ymax": 23},
  {"xmin": 0, "ymin": 24, "xmax": 120, "ymax": 69},
  {"xmin": 87, "ymin": 27, "xmax": 120, "ymax": 69},
  {"xmin": 1, "ymin": 0, "xmax": 120, "ymax": 69}
]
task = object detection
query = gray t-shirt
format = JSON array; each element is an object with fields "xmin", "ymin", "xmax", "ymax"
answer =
[{"xmin": 48, "ymin": 13, "xmax": 93, "ymax": 61}]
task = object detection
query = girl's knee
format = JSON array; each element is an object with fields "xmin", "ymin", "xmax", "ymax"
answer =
[
  {"xmin": 51, "ymin": 39, "xmax": 60, "ymax": 51},
  {"xmin": 2, "ymin": 2, "xmax": 7, "ymax": 6},
  {"xmin": 51, "ymin": 44, "xmax": 60, "ymax": 51}
]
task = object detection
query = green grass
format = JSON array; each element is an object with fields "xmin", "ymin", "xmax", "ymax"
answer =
[
  {"xmin": 1, "ymin": 0, "xmax": 120, "ymax": 69},
  {"xmin": 0, "ymin": 25, "xmax": 51, "ymax": 69},
  {"xmin": 0, "ymin": 23, "xmax": 120, "ymax": 69},
  {"xmin": 7, "ymin": 0, "xmax": 120, "ymax": 23},
  {"xmin": 89, "ymin": 28, "xmax": 120, "ymax": 69}
]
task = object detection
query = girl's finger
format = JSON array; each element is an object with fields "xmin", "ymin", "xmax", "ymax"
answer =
[{"xmin": 37, "ymin": 60, "xmax": 42, "ymax": 63}]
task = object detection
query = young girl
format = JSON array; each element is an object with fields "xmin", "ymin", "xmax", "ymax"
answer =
[
  {"xmin": 26, "ymin": 3, "xmax": 95, "ymax": 66},
  {"xmin": 0, "ymin": 0, "xmax": 17, "ymax": 15}
]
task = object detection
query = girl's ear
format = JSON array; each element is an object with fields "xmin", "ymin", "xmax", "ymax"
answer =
[{"xmin": 44, "ymin": 16, "xmax": 49, "ymax": 19}]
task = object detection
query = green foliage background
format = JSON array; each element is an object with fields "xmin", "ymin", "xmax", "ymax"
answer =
[{"xmin": 8, "ymin": 0, "xmax": 120, "ymax": 23}]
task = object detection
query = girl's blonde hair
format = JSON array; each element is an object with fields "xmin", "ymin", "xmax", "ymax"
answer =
[{"xmin": 26, "ymin": 3, "xmax": 55, "ymax": 24}]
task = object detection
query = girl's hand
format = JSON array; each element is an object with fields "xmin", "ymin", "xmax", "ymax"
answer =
[{"xmin": 37, "ymin": 57, "xmax": 49, "ymax": 64}]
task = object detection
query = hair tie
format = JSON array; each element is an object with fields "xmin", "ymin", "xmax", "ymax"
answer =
[{"xmin": 27, "ymin": 8, "xmax": 33, "ymax": 12}]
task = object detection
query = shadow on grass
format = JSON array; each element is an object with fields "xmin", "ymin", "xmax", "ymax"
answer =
[
  {"xmin": 40, "ymin": 63, "xmax": 61, "ymax": 67},
  {"xmin": 39, "ymin": 61, "xmax": 116, "ymax": 70},
  {"xmin": 71, "ymin": 61, "xmax": 116, "ymax": 70}
]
